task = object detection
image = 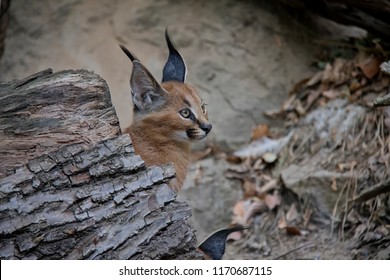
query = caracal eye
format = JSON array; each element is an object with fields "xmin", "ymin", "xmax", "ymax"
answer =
[{"xmin": 180, "ymin": 108, "xmax": 191, "ymax": 118}]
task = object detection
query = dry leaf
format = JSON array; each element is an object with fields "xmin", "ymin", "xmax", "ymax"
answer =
[
  {"xmin": 243, "ymin": 179, "xmax": 257, "ymax": 199},
  {"xmin": 295, "ymin": 99, "xmax": 306, "ymax": 116},
  {"xmin": 264, "ymin": 193, "xmax": 281, "ymax": 210},
  {"xmin": 286, "ymin": 226, "xmax": 301, "ymax": 236},
  {"xmin": 227, "ymin": 164, "xmax": 250, "ymax": 174},
  {"xmin": 306, "ymin": 71, "xmax": 324, "ymax": 87},
  {"xmin": 244, "ymin": 200, "xmax": 268, "ymax": 223},
  {"xmin": 322, "ymin": 89, "xmax": 339, "ymax": 99},
  {"xmin": 278, "ymin": 216, "xmax": 287, "ymax": 229},
  {"xmin": 232, "ymin": 199, "xmax": 268, "ymax": 225},
  {"xmin": 317, "ymin": 97, "xmax": 328, "ymax": 106},
  {"xmin": 252, "ymin": 158, "xmax": 265, "ymax": 170},
  {"xmin": 227, "ymin": 230, "xmax": 243, "ymax": 242},
  {"xmin": 257, "ymin": 179, "xmax": 278, "ymax": 195},
  {"xmin": 358, "ymin": 55, "xmax": 381, "ymax": 79},
  {"xmin": 322, "ymin": 58, "xmax": 351, "ymax": 85},
  {"xmin": 225, "ymin": 171, "xmax": 246, "ymax": 180},
  {"xmin": 289, "ymin": 78, "xmax": 310, "ymax": 95},
  {"xmin": 305, "ymin": 90, "xmax": 322, "ymax": 110},
  {"xmin": 226, "ymin": 155, "xmax": 243, "ymax": 164},
  {"xmin": 250, "ymin": 124, "xmax": 270, "ymax": 141},
  {"xmin": 260, "ymin": 174, "xmax": 274, "ymax": 181},
  {"xmin": 336, "ymin": 161, "xmax": 357, "ymax": 172},
  {"xmin": 331, "ymin": 177, "xmax": 337, "ymax": 191},
  {"xmin": 263, "ymin": 108, "xmax": 282, "ymax": 118},
  {"xmin": 282, "ymin": 95, "xmax": 297, "ymax": 111},
  {"xmin": 303, "ymin": 208, "xmax": 313, "ymax": 228},
  {"xmin": 349, "ymin": 78, "xmax": 361, "ymax": 92},
  {"xmin": 232, "ymin": 200, "xmax": 246, "ymax": 225},
  {"xmin": 339, "ymin": 85, "xmax": 351, "ymax": 97},
  {"xmin": 286, "ymin": 203, "xmax": 298, "ymax": 222}
]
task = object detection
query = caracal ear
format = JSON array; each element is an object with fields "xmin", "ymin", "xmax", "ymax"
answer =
[
  {"xmin": 162, "ymin": 29, "xmax": 187, "ymax": 83},
  {"xmin": 197, "ymin": 225, "xmax": 247, "ymax": 260},
  {"xmin": 120, "ymin": 44, "xmax": 167, "ymax": 112}
]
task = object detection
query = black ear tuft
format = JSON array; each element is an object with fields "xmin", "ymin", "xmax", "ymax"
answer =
[
  {"xmin": 198, "ymin": 225, "xmax": 247, "ymax": 260},
  {"xmin": 119, "ymin": 44, "xmax": 139, "ymax": 62},
  {"xmin": 162, "ymin": 29, "xmax": 187, "ymax": 83}
]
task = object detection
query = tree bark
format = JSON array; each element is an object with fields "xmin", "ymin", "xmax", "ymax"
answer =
[
  {"xmin": 279, "ymin": 0, "xmax": 390, "ymax": 39},
  {"xmin": 0, "ymin": 69, "xmax": 200, "ymax": 260},
  {"xmin": 0, "ymin": 68, "xmax": 120, "ymax": 177}
]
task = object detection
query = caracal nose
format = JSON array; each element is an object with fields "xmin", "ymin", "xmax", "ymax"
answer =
[{"xmin": 200, "ymin": 123, "xmax": 212, "ymax": 134}]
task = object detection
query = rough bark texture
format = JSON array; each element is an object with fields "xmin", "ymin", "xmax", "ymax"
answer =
[
  {"xmin": 0, "ymin": 134, "xmax": 199, "ymax": 259},
  {"xmin": 0, "ymin": 68, "xmax": 120, "ymax": 177},
  {"xmin": 0, "ymin": 70, "xmax": 200, "ymax": 259},
  {"xmin": 279, "ymin": 0, "xmax": 390, "ymax": 39},
  {"xmin": 374, "ymin": 61, "xmax": 390, "ymax": 107}
]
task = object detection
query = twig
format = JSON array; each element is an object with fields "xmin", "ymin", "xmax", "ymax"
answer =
[
  {"xmin": 352, "ymin": 179, "xmax": 390, "ymax": 204},
  {"xmin": 274, "ymin": 243, "xmax": 316, "ymax": 260},
  {"xmin": 380, "ymin": 61, "xmax": 390, "ymax": 75},
  {"xmin": 373, "ymin": 61, "xmax": 390, "ymax": 107},
  {"xmin": 330, "ymin": 180, "xmax": 348, "ymax": 236},
  {"xmin": 373, "ymin": 94, "xmax": 390, "ymax": 107}
]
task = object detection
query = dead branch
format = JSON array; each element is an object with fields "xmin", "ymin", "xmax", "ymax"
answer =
[
  {"xmin": 373, "ymin": 61, "xmax": 390, "ymax": 107},
  {"xmin": 380, "ymin": 61, "xmax": 390, "ymax": 75},
  {"xmin": 352, "ymin": 179, "xmax": 390, "ymax": 204}
]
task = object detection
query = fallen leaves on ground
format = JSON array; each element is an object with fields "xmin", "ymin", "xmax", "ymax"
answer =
[
  {"xmin": 264, "ymin": 50, "xmax": 389, "ymax": 126},
  {"xmin": 225, "ymin": 47, "xmax": 390, "ymax": 258}
]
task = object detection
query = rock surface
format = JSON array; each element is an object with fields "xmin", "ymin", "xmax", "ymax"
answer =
[
  {"xmin": 281, "ymin": 99, "xmax": 369, "ymax": 216},
  {"xmin": 180, "ymin": 158, "xmax": 243, "ymax": 242},
  {"xmin": 0, "ymin": 0, "xmax": 315, "ymax": 150}
]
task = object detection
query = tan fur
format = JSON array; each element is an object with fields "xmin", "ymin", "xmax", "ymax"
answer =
[{"xmin": 124, "ymin": 81, "xmax": 210, "ymax": 191}]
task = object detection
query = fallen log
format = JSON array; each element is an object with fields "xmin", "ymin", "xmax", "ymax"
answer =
[
  {"xmin": 0, "ymin": 69, "xmax": 201, "ymax": 259},
  {"xmin": 279, "ymin": 0, "xmax": 390, "ymax": 40},
  {"xmin": 0, "ymin": 68, "xmax": 120, "ymax": 177}
]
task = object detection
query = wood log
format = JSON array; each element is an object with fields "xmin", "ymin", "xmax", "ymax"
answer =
[
  {"xmin": 0, "ymin": 69, "xmax": 201, "ymax": 259},
  {"xmin": 279, "ymin": 0, "xmax": 390, "ymax": 39},
  {"xmin": 0, "ymin": 68, "xmax": 120, "ymax": 177}
]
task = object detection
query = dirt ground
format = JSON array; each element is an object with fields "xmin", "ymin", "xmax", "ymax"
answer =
[{"xmin": 2, "ymin": 0, "xmax": 388, "ymax": 259}]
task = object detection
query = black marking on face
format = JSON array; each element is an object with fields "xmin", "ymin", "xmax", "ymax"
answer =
[
  {"xmin": 186, "ymin": 128, "xmax": 198, "ymax": 140},
  {"xmin": 183, "ymin": 99, "xmax": 191, "ymax": 107},
  {"xmin": 201, "ymin": 103, "xmax": 207, "ymax": 114}
]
